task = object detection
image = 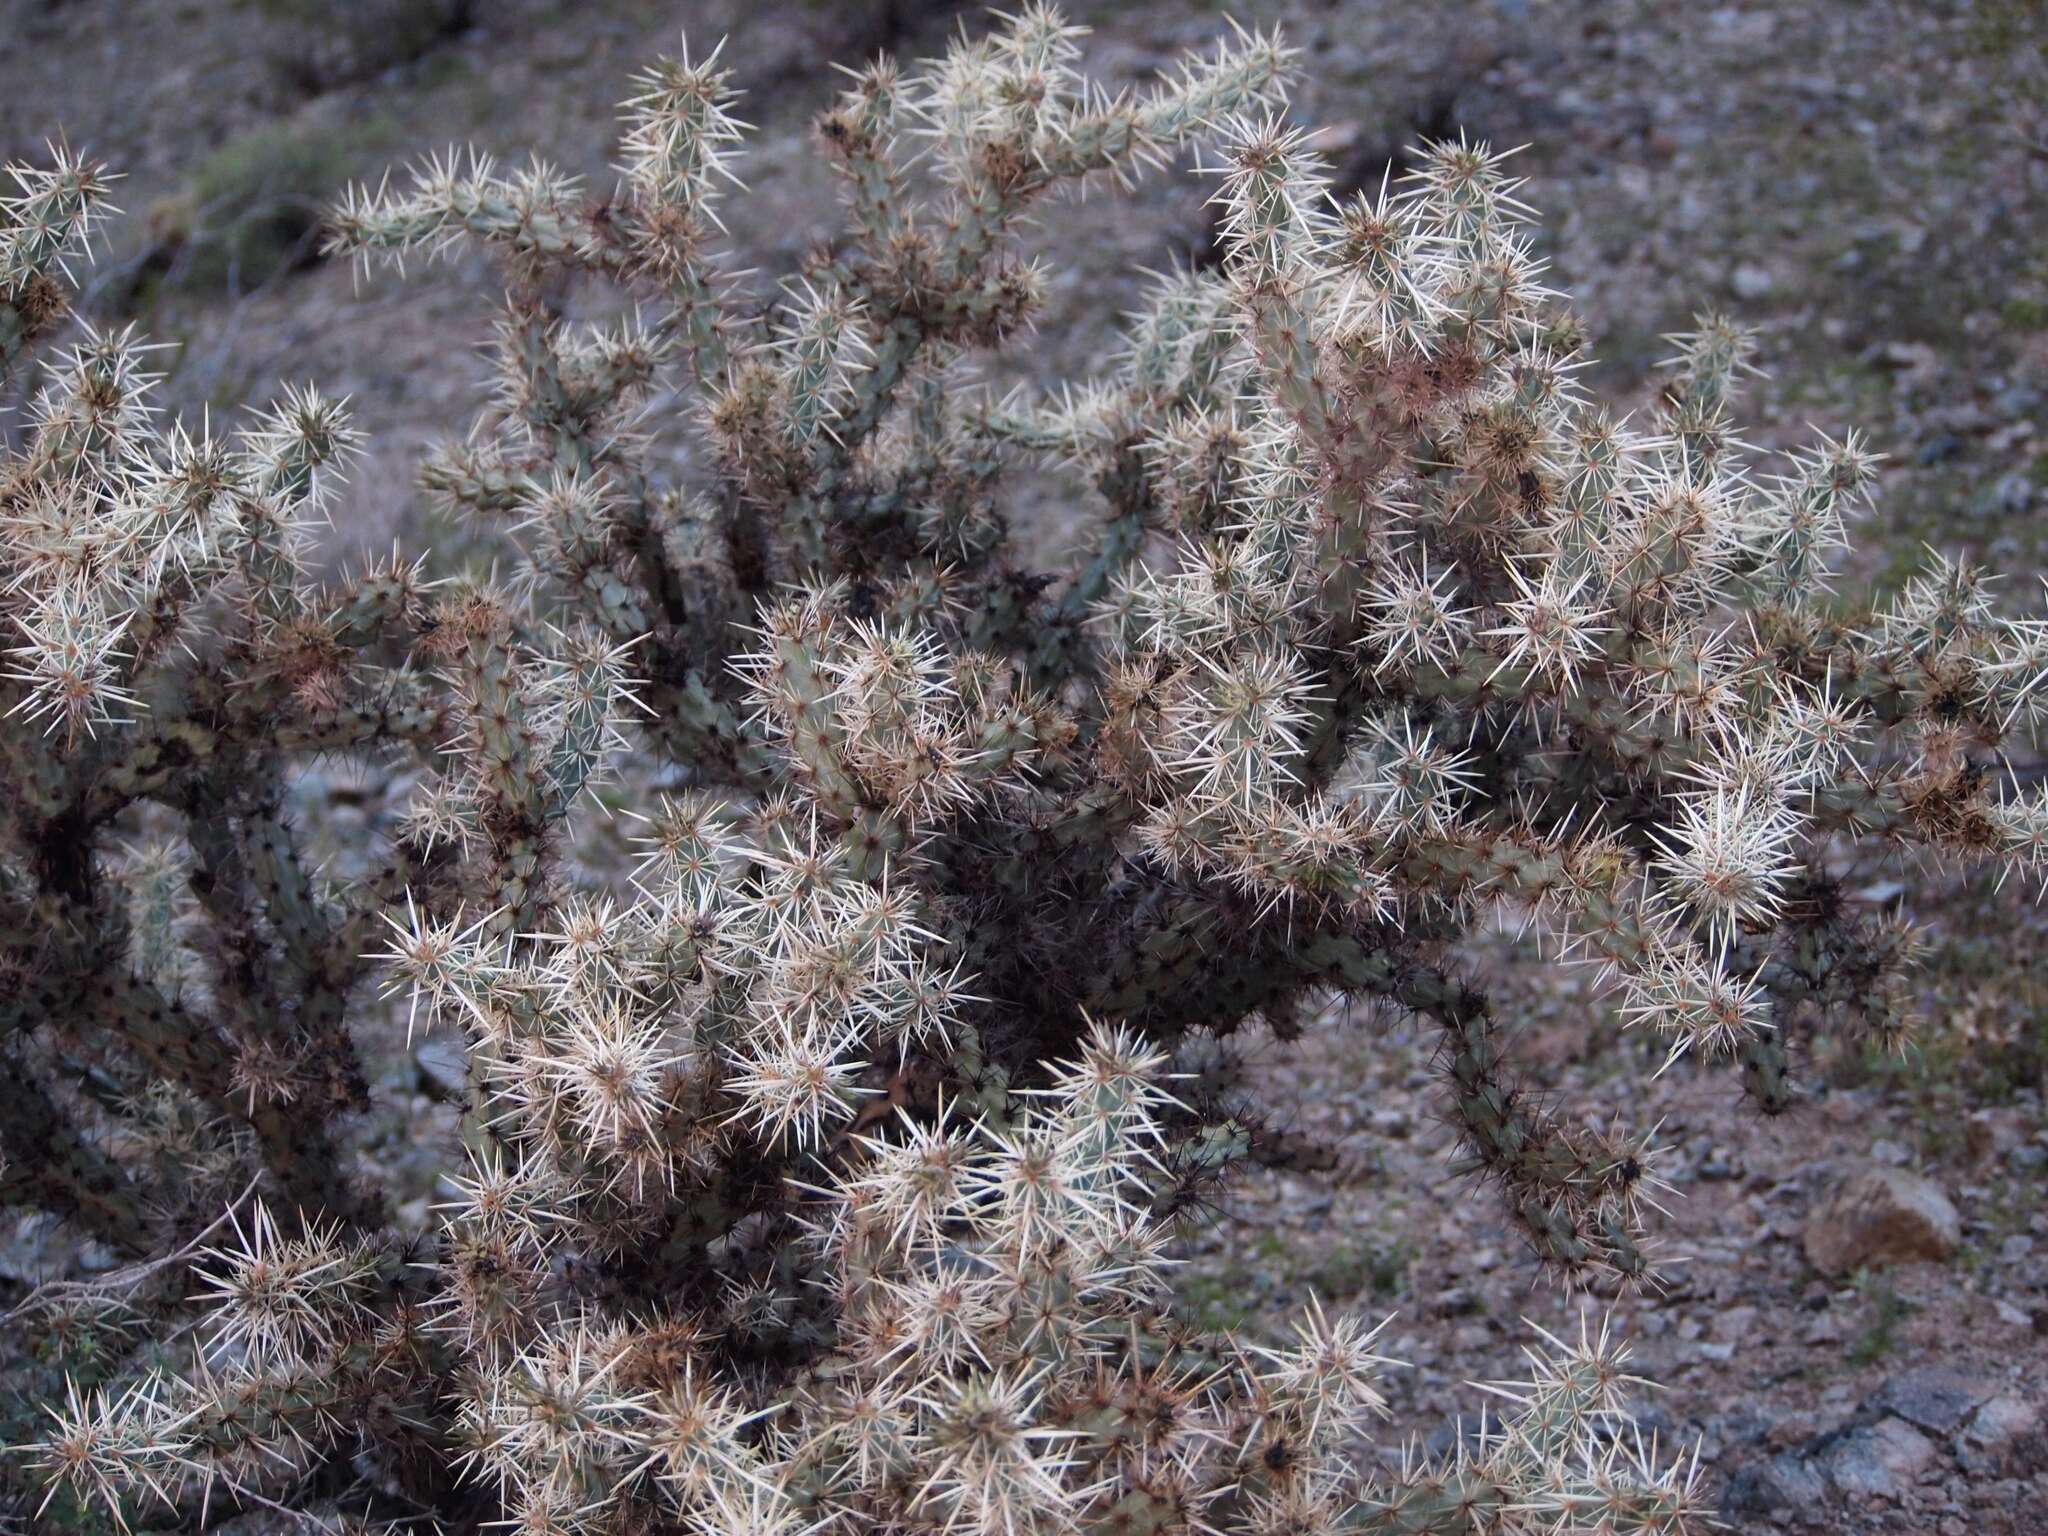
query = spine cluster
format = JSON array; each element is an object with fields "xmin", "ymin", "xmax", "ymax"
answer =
[{"xmin": 1, "ymin": 7, "xmax": 2043, "ymax": 1532}]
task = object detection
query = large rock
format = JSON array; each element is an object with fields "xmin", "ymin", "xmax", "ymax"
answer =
[
  {"xmin": 1954, "ymin": 1393, "xmax": 2045, "ymax": 1478},
  {"xmin": 1872, "ymin": 1368, "xmax": 1996, "ymax": 1435},
  {"xmin": 1823, "ymin": 1416, "xmax": 1938, "ymax": 1499},
  {"xmin": 416, "ymin": 1034, "xmax": 471, "ymax": 1099},
  {"xmin": 1803, "ymin": 1165, "xmax": 1960, "ymax": 1277},
  {"xmin": 1721, "ymin": 1452, "xmax": 1828, "ymax": 1525}
]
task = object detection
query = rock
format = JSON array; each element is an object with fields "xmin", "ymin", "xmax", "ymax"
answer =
[
  {"xmin": 1990, "ymin": 472, "xmax": 2034, "ymax": 515},
  {"xmin": 1803, "ymin": 1165, "xmax": 1960, "ymax": 1276},
  {"xmin": 416, "ymin": 1034, "xmax": 470, "ymax": 1098},
  {"xmin": 1303, "ymin": 120, "xmax": 1364, "ymax": 155},
  {"xmin": 1875, "ymin": 340, "xmax": 1939, "ymax": 376},
  {"xmin": 1821, "ymin": 1090, "xmax": 1878, "ymax": 1126},
  {"xmin": 1916, "ymin": 432, "xmax": 1965, "ymax": 465},
  {"xmin": 1714, "ymin": 1304, "xmax": 1759, "ymax": 1343},
  {"xmin": 1431, "ymin": 1285, "xmax": 1479, "ymax": 1317},
  {"xmin": 1823, "ymin": 1416, "xmax": 1937, "ymax": 1499},
  {"xmin": 1993, "ymin": 1299, "xmax": 2033, "ymax": 1329},
  {"xmin": 1627, "ymin": 1403, "xmax": 1680, "ymax": 1442},
  {"xmin": 1937, "ymin": 401, "xmax": 1993, "ymax": 434},
  {"xmin": 1729, "ymin": 262, "xmax": 1774, "ymax": 300},
  {"xmin": 1368, "ymin": 1107, "xmax": 1412, "ymax": 1140},
  {"xmin": 1954, "ymin": 1393, "xmax": 2044, "ymax": 1478},
  {"xmin": 1872, "ymin": 1368, "xmax": 1994, "ymax": 1434},
  {"xmin": 1520, "ymin": 1021, "xmax": 1583, "ymax": 1068},
  {"xmin": 1993, "ymin": 383, "xmax": 2044, "ymax": 418},
  {"xmin": 1449, "ymin": 1322, "xmax": 1490, "ymax": 1352},
  {"xmin": 1424, "ymin": 1413, "xmax": 1491, "ymax": 1461},
  {"xmin": 1803, "ymin": 1311, "xmax": 1847, "ymax": 1345},
  {"xmin": 0, "ymin": 1213, "xmax": 79, "ymax": 1284},
  {"xmin": 1695, "ymin": 1408, "xmax": 1767, "ymax": 1460},
  {"xmin": 1767, "ymin": 1412, "xmax": 1819, "ymax": 1449},
  {"xmin": 1721, "ymin": 1453, "xmax": 1827, "ymax": 1525}
]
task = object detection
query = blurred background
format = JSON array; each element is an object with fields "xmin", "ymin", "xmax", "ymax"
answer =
[{"xmin": 4, "ymin": 1, "xmax": 2046, "ymax": 1527}]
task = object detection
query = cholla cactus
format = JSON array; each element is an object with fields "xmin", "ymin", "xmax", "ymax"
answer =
[
  {"xmin": 23, "ymin": 1024, "xmax": 1705, "ymax": 1535},
  {"xmin": 0, "ymin": 160, "xmax": 455, "ymax": 1244},
  {"xmin": 4, "ymin": 7, "xmax": 2046, "ymax": 1532}
]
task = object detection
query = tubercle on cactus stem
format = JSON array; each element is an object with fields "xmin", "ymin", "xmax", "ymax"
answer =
[{"xmin": 1, "ymin": 6, "xmax": 2044, "ymax": 1533}]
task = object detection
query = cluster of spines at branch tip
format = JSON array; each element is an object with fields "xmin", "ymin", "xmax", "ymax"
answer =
[{"xmin": 3, "ymin": 3, "xmax": 2047, "ymax": 1532}]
